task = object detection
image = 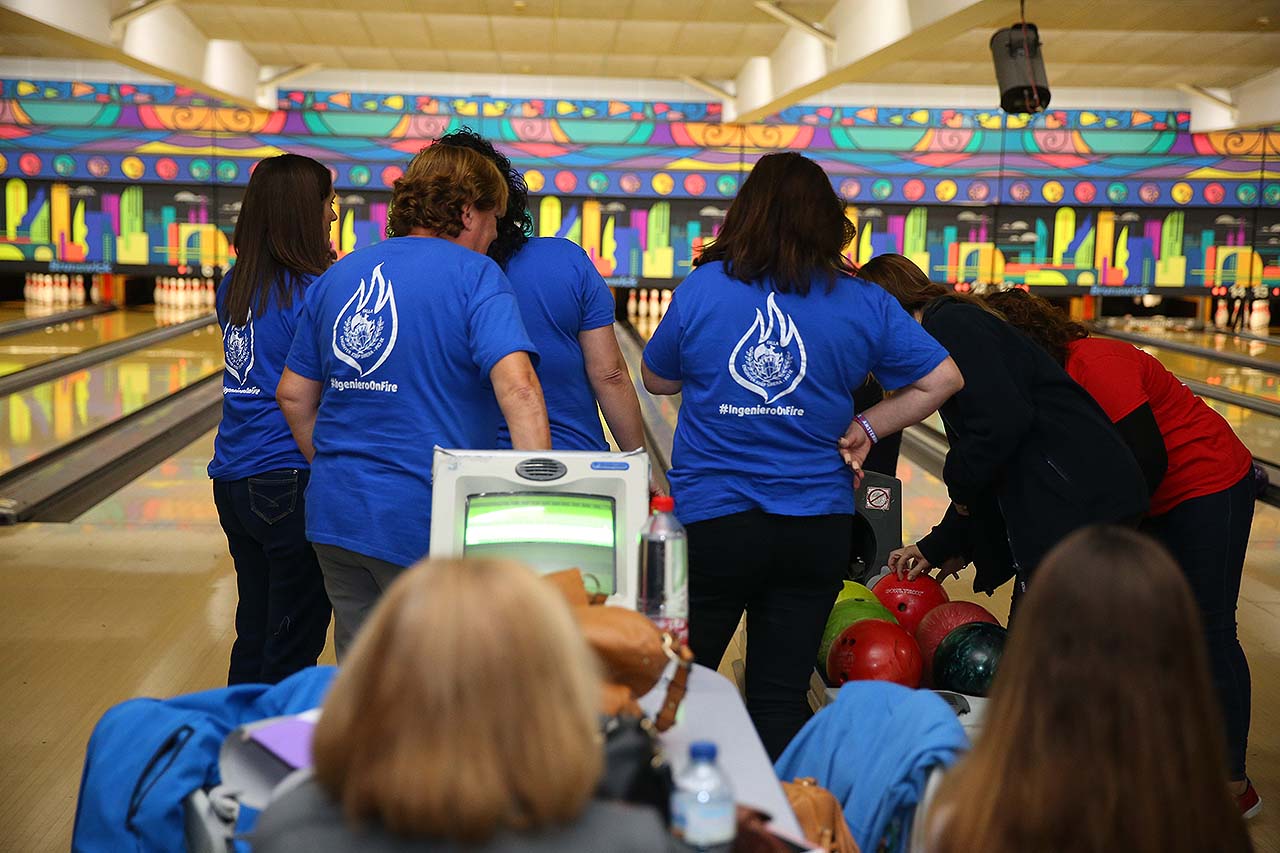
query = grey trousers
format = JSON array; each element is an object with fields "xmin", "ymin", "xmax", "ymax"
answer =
[{"xmin": 312, "ymin": 543, "xmax": 405, "ymax": 660}]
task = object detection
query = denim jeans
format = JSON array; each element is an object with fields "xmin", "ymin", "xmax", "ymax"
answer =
[
  {"xmin": 685, "ymin": 510, "xmax": 853, "ymax": 761},
  {"xmin": 1142, "ymin": 472, "xmax": 1255, "ymax": 780},
  {"xmin": 213, "ymin": 469, "xmax": 331, "ymax": 685}
]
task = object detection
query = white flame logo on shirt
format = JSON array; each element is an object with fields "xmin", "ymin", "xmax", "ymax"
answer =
[
  {"xmin": 729, "ymin": 292, "xmax": 807, "ymax": 404},
  {"xmin": 223, "ymin": 312, "xmax": 254, "ymax": 385},
  {"xmin": 333, "ymin": 262, "xmax": 398, "ymax": 377}
]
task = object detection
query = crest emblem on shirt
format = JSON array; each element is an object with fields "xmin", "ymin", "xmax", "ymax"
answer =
[
  {"xmin": 728, "ymin": 292, "xmax": 807, "ymax": 404},
  {"xmin": 333, "ymin": 262, "xmax": 398, "ymax": 377},
  {"xmin": 223, "ymin": 312, "xmax": 254, "ymax": 385}
]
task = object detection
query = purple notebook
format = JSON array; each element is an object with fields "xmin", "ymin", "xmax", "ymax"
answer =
[{"xmin": 247, "ymin": 715, "xmax": 317, "ymax": 770}]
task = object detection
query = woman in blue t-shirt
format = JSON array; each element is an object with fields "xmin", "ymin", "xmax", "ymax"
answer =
[
  {"xmin": 277, "ymin": 145, "xmax": 550, "ymax": 658},
  {"xmin": 435, "ymin": 130, "xmax": 653, "ymax": 466},
  {"xmin": 208, "ymin": 153, "xmax": 336, "ymax": 685},
  {"xmin": 641, "ymin": 152, "xmax": 964, "ymax": 758}
]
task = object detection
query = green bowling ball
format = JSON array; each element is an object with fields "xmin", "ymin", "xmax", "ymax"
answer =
[
  {"xmin": 836, "ymin": 580, "xmax": 877, "ymax": 603},
  {"xmin": 817, "ymin": 593, "xmax": 898, "ymax": 670}
]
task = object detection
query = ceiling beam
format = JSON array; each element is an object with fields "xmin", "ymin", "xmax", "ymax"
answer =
[
  {"xmin": 730, "ymin": 0, "xmax": 1009, "ymax": 124},
  {"xmin": 679, "ymin": 75, "xmax": 735, "ymax": 102},
  {"xmin": 752, "ymin": 1, "xmax": 837, "ymax": 49}
]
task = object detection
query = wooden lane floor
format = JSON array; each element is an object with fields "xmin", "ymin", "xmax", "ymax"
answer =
[
  {"xmin": 0, "ymin": 323, "xmax": 223, "ymax": 473},
  {"xmin": 0, "ymin": 431, "xmax": 333, "ymax": 850},
  {"xmin": 0, "ymin": 308, "xmax": 161, "ymax": 379}
]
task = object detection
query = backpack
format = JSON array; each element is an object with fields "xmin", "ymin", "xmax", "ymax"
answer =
[{"xmin": 72, "ymin": 666, "xmax": 337, "ymax": 852}]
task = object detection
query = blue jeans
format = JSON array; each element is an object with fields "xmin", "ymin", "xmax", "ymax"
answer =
[
  {"xmin": 213, "ymin": 469, "xmax": 331, "ymax": 685},
  {"xmin": 1142, "ymin": 473, "xmax": 1254, "ymax": 780}
]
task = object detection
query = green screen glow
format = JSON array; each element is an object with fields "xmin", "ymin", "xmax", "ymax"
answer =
[{"xmin": 463, "ymin": 493, "xmax": 617, "ymax": 594}]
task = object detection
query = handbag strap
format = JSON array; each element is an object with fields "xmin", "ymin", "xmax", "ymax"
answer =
[{"xmin": 654, "ymin": 634, "xmax": 695, "ymax": 732}]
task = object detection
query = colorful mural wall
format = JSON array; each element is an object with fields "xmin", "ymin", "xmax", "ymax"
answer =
[{"xmin": 1, "ymin": 77, "xmax": 1278, "ymax": 291}]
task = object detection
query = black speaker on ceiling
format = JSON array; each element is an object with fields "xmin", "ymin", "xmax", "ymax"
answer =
[{"xmin": 990, "ymin": 22, "xmax": 1051, "ymax": 114}]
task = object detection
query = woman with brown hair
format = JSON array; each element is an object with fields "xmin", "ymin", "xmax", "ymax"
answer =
[
  {"xmin": 985, "ymin": 287, "xmax": 1260, "ymax": 815},
  {"xmin": 916, "ymin": 526, "xmax": 1253, "ymax": 853},
  {"xmin": 642, "ymin": 153, "xmax": 964, "ymax": 758},
  {"xmin": 856, "ymin": 254, "xmax": 1148, "ymax": 597},
  {"xmin": 252, "ymin": 557, "xmax": 679, "ymax": 851},
  {"xmin": 209, "ymin": 153, "xmax": 336, "ymax": 685},
  {"xmin": 277, "ymin": 144, "xmax": 551, "ymax": 658}
]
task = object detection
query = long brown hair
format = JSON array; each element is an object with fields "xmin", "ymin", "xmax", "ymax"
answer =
[
  {"xmin": 312, "ymin": 557, "xmax": 603, "ymax": 843},
  {"xmin": 386, "ymin": 144, "xmax": 508, "ymax": 239},
  {"xmin": 929, "ymin": 526, "xmax": 1252, "ymax": 853},
  {"xmin": 694, "ymin": 152, "xmax": 856, "ymax": 295},
  {"xmin": 984, "ymin": 287, "xmax": 1089, "ymax": 367},
  {"xmin": 856, "ymin": 253, "xmax": 1000, "ymax": 318},
  {"xmin": 225, "ymin": 154, "xmax": 333, "ymax": 326}
]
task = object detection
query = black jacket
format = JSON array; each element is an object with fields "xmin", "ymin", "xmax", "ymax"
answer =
[{"xmin": 915, "ymin": 297, "xmax": 1148, "ymax": 589}]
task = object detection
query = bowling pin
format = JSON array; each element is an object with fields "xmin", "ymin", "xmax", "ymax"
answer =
[
  {"xmin": 1251, "ymin": 299, "xmax": 1271, "ymax": 332},
  {"xmin": 659, "ymin": 289, "xmax": 671, "ymax": 317},
  {"xmin": 1214, "ymin": 298, "xmax": 1229, "ymax": 329},
  {"xmin": 89, "ymin": 275, "xmax": 100, "ymax": 305},
  {"xmin": 23, "ymin": 273, "xmax": 31, "ymax": 302},
  {"xmin": 627, "ymin": 289, "xmax": 638, "ymax": 317}
]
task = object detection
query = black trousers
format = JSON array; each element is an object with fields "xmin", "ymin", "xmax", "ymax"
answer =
[
  {"xmin": 686, "ymin": 510, "xmax": 852, "ymax": 761},
  {"xmin": 1142, "ymin": 473, "xmax": 1255, "ymax": 780},
  {"xmin": 213, "ymin": 469, "xmax": 331, "ymax": 686}
]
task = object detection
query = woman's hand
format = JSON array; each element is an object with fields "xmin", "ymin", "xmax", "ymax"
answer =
[
  {"xmin": 837, "ymin": 425, "xmax": 869, "ymax": 487},
  {"xmin": 889, "ymin": 544, "xmax": 968, "ymax": 581},
  {"xmin": 888, "ymin": 544, "xmax": 933, "ymax": 580}
]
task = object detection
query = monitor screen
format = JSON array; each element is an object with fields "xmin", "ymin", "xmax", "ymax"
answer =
[{"xmin": 463, "ymin": 492, "xmax": 617, "ymax": 595}]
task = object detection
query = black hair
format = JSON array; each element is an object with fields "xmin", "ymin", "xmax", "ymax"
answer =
[{"xmin": 434, "ymin": 128, "xmax": 532, "ymax": 267}]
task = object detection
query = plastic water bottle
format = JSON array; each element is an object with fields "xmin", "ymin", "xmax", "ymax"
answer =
[
  {"xmin": 671, "ymin": 741, "xmax": 735, "ymax": 851},
  {"xmin": 638, "ymin": 494, "xmax": 688, "ymax": 643}
]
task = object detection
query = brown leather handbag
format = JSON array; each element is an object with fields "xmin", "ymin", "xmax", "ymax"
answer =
[
  {"xmin": 781, "ymin": 777, "xmax": 859, "ymax": 853},
  {"xmin": 545, "ymin": 568, "xmax": 693, "ymax": 731}
]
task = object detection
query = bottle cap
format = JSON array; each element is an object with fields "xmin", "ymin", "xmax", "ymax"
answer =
[
  {"xmin": 689, "ymin": 741, "xmax": 717, "ymax": 761},
  {"xmin": 651, "ymin": 495, "xmax": 675, "ymax": 513}
]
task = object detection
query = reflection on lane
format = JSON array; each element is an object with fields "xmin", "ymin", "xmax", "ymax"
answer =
[
  {"xmin": 1128, "ymin": 343, "xmax": 1280, "ymax": 403},
  {"xmin": 76, "ymin": 430, "xmax": 220, "ymax": 526},
  {"xmin": 1143, "ymin": 328, "xmax": 1280, "ymax": 364},
  {"xmin": 0, "ymin": 325, "xmax": 223, "ymax": 474},
  {"xmin": 1206, "ymin": 401, "xmax": 1280, "ymax": 465},
  {"xmin": 0, "ymin": 310, "xmax": 163, "ymax": 378}
]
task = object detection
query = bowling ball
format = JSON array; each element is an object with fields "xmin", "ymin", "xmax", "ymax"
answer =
[
  {"xmin": 817, "ymin": 594, "xmax": 897, "ymax": 669},
  {"xmin": 915, "ymin": 601, "xmax": 999, "ymax": 685},
  {"xmin": 932, "ymin": 621, "xmax": 1007, "ymax": 696},
  {"xmin": 826, "ymin": 618, "xmax": 922, "ymax": 688},
  {"xmin": 872, "ymin": 573, "xmax": 949, "ymax": 635},
  {"xmin": 836, "ymin": 579, "xmax": 876, "ymax": 604}
]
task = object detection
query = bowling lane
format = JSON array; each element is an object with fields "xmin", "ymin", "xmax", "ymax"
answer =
[
  {"xmin": 0, "ymin": 324, "xmax": 224, "ymax": 474},
  {"xmin": 1133, "ymin": 327, "xmax": 1280, "ymax": 365},
  {"xmin": 0, "ymin": 308, "xmax": 161, "ymax": 378},
  {"xmin": 0, "ymin": 301, "xmax": 30, "ymax": 324},
  {"xmin": 76, "ymin": 429, "xmax": 220, "ymax": 527},
  {"xmin": 1105, "ymin": 339, "xmax": 1280, "ymax": 403}
]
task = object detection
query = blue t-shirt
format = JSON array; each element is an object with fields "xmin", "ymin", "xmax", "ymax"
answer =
[
  {"xmin": 286, "ymin": 237, "xmax": 537, "ymax": 567},
  {"xmin": 642, "ymin": 262, "xmax": 949, "ymax": 525},
  {"xmin": 498, "ymin": 237, "xmax": 616, "ymax": 451},
  {"xmin": 208, "ymin": 272, "xmax": 312, "ymax": 480}
]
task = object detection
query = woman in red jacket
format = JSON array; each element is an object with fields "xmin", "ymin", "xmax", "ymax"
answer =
[{"xmin": 985, "ymin": 288, "xmax": 1259, "ymax": 818}]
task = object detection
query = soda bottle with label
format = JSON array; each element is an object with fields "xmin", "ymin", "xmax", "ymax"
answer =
[{"xmin": 638, "ymin": 494, "xmax": 689, "ymax": 643}]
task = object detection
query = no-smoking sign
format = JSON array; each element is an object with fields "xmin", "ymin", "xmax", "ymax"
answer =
[{"xmin": 864, "ymin": 486, "xmax": 891, "ymax": 511}]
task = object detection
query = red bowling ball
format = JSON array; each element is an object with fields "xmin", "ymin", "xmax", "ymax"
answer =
[
  {"xmin": 826, "ymin": 618, "xmax": 923, "ymax": 688},
  {"xmin": 872, "ymin": 572, "xmax": 950, "ymax": 635},
  {"xmin": 915, "ymin": 601, "xmax": 1000, "ymax": 686}
]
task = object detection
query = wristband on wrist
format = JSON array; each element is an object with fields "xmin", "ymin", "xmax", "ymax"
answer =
[{"xmin": 855, "ymin": 414, "xmax": 878, "ymax": 445}]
